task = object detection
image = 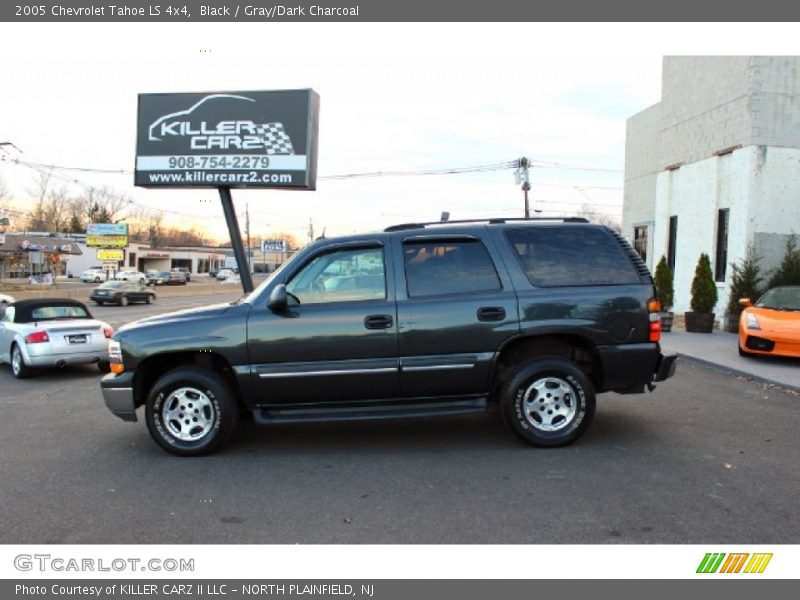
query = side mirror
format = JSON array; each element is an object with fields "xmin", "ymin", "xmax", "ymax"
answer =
[
  {"xmin": 738, "ymin": 298, "xmax": 753, "ymax": 307},
  {"xmin": 268, "ymin": 284, "xmax": 288, "ymax": 311}
]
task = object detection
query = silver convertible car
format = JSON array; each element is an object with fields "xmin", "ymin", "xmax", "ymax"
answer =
[{"xmin": 0, "ymin": 298, "xmax": 113, "ymax": 378}]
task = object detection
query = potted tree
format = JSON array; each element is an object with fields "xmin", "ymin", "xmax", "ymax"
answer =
[
  {"xmin": 653, "ymin": 256, "xmax": 674, "ymax": 332},
  {"xmin": 685, "ymin": 253, "xmax": 718, "ymax": 333},
  {"xmin": 723, "ymin": 245, "xmax": 763, "ymax": 333}
]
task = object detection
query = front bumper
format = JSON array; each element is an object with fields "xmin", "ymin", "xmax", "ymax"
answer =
[{"xmin": 100, "ymin": 371, "xmax": 137, "ymax": 422}]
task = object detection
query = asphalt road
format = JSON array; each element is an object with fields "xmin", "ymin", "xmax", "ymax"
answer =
[{"xmin": 0, "ymin": 298, "xmax": 798, "ymax": 543}]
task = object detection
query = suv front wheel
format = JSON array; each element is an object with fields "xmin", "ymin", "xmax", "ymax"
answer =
[
  {"xmin": 145, "ymin": 367, "xmax": 239, "ymax": 456},
  {"xmin": 500, "ymin": 357, "xmax": 595, "ymax": 447}
]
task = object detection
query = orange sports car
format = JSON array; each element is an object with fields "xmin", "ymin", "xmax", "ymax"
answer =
[{"xmin": 738, "ymin": 286, "xmax": 800, "ymax": 358}]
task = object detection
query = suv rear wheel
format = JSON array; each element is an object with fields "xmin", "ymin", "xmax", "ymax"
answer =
[
  {"xmin": 145, "ymin": 367, "xmax": 239, "ymax": 456},
  {"xmin": 500, "ymin": 357, "xmax": 595, "ymax": 447}
]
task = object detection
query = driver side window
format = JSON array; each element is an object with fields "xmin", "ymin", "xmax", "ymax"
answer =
[{"xmin": 286, "ymin": 247, "xmax": 386, "ymax": 305}]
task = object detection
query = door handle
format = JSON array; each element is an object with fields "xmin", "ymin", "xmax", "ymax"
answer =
[
  {"xmin": 477, "ymin": 307, "xmax": 506, "ymax": 322},
  {"xmin": 364, "ymin": 314, "xmax": 394, "ymax": 330}
]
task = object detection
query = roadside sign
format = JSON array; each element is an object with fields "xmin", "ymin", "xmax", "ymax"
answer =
[
  {"xmin": 134, "ymin": 89, "xmax": 320, "ymax": 190},
  {"xmin": 87, "ymin": 223, "xmax": 127, "ymax": 236},
  {"xmin": 97, "ymin": 248, "xmax": 124, "ymax": 261},
  {"xmin": 261, "ymin": 239, "xmax": 287, "ymax": 253},
  {"xmin": 86, "ymin": 223, "xmax": 128, "ymax": 248}
]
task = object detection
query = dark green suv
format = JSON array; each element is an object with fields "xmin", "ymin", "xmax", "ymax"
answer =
[{"xmin": 101, "ymin": 218, "xmax": 676, "ymax": 456}]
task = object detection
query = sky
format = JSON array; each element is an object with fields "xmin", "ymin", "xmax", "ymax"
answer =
[{"xmin": 0, "ymin": 22, "xmax": 794, "ymax": 244}]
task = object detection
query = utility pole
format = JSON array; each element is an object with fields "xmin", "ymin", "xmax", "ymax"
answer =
[
  {"xmin": 308, "ymin": 217, "xmax": 314, "ymax": 244},
  {"xmin": 517, "ymin": 157, "xmax": 531, "ymax": 218},
  {"xmin": 245, "ymin": 200, "xmax": 252, "ymax": 275}
]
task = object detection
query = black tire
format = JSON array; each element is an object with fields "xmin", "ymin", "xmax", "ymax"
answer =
[
  {"xmin": 10, "ymin": 344, "xmax": 33, "ymax": 379},
  {"xmin": 94, "ymin": 301, "xmax": 104, "ymax": 306},
  {"xmin": 499, "ymin": 357, "xmax": 595, "ymax": 447},
  {"xmin": 94, "ymin": 277, "xmax": 101, "ymax": 283},
  {"xmin": 98, "ymin": 360, "xmax": 111, "ymax": 373},
  {"xmin": 120, "ymin": 295, "xmax": 129, "ymax": 307},
  {"xmin": 145, "ymin": 367, "xmax": 239, "ymax": 456}
]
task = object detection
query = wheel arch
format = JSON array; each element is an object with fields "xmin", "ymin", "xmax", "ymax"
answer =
[
  {"xmin": 491, "ymin": 333, "xmax": 603, "ymax": 394},
  {"xmin": 133, "ymin": 351, "xmax": 244, "ymax": 411}
]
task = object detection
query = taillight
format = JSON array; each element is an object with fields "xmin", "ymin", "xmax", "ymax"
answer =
[
  {"xmin": 648, "ymin": 298, "xmax": 661, "ymax": 343},
  {"xmin": 103, "ymin": 327, "xmax": 114, "ymax": 338},
  {"xmin": 24, "ymin": 331, "xmax": 50, "ymax": 344}
]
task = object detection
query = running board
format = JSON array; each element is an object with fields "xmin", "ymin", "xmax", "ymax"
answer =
[{"xmin": 253, "ymin": 398, "xmax": 488, "ymax": 425}]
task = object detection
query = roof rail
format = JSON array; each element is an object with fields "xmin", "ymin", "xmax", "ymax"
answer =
[{"xmin": 384, "ymin": 217, "xmax": 589, "ymax": 232}]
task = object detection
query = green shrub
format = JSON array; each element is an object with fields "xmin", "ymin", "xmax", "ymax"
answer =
[
  {"xmin": 725, "ymin": 244, "xmax": 763, "ymax": 321},
  {"xmin": 767, "ymin": 234, "xmax": 800, "ymax": 288},
  {"xmin": 653, "ymin": 256, "xmax": 674, "ymax": 311},
  {"xmin": 690, "ymin": 253, "xmax": 717, "ymax": 313}
]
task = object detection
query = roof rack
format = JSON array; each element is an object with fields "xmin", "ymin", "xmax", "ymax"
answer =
[{"xmin": 384, "ymin": 217, "xmax": 589, "ymax": 232}]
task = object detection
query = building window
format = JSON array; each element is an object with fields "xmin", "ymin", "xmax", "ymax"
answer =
[
  {"xmin": 633, "ymin": 226, "xmax": 648, "ymax": 263},
  {"xmin": 667, "ymin": 216, "xmax": 678, "ymax": 272},
  {"xmin": 715, "ymin": 209, "xmax": 729, "ymax": 282}
]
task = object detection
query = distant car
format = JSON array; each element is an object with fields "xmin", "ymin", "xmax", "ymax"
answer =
[
  {"xmin": 147, "ymin": 271, "xmax": 169, "ymax": 286},
  {"xmin": 0, "ymin": 298, "xmax": 113, "ymax": 378},
  {"xmin": 738, "ymin": 286, "xmax": 800, "ymax": 358},
  {"xmin": 90, "ymin": 281, "xmax": 156, "ymax": 306},
  {"xmin": 168, "ymin": 271, "xmax": 188, "ymax": 285},
  {"xmin": 216, "ymin": 268, "xmax": 235, "ymax": 281},
  {"xmin": 80, "ymin": 269, "xmax": 107, "ymax": 283},
  {"xmin": 220, "ymin": 274, "xmax": 241, "ymax": 285},
  {"xmin": 172, "ymin": 267, "xmax": 191, "ymax": 282},
  {"xmin": 114, "ymin": 270, "xmax": 146, "ymax": 284}
]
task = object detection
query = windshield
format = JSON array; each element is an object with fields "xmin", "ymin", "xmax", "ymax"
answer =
[
  {"xmin": 243, "ymin": 253, "xmax": 300, "ymax": 304},
  {"xmin": 157, "ymin": 272, "xmax": 170, "ymax": 277},
  {"xmin": 756, "ymin": 287, "xmax": 800, "ymax": 311}
]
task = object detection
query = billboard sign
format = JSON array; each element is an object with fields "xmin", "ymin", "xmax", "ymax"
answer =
[
  {"xmin": 261, "ymin": 239, "xmax": 287, "ymax": 253},
  {"xmin": 97, "ymin": 248, "xmax": 124, "ymax": 261},
  {"xmin": 135, "ymin": 89, "xmax": 320, "ymax": 190},
  {"xmin": 86, "ymin": 223, "xmax": 128, "ymax": 248}
]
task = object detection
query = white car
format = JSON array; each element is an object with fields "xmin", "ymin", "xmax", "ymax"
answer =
[
  {"xmin": 0, "ymin": 298, "xmax": 113, "ymax": 378},
  {"xmin": 114, "ymin": 270, "xmax": 146, "ymax": 284},
  {"xmin": 216, "ymin": 268, "xmax": 235, "ymax": 281},
  {"xmin": 80, "ymin": 269, "xmax": 107, "ymax": 283},
  {"xmin": 220, "ymin": 274, "xmax": 242, "ymax": 285}
]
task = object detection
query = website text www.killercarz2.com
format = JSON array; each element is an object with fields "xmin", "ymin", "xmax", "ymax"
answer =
[{"xmin": 148, "ymin": 171, "xmax": 294, "ymax": 184}]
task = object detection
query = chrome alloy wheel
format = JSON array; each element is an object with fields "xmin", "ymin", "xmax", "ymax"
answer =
[
  {"xmin": 11, "ymin": 346, "xmax": 23, "ymax": 376},
  {"xmin": 161, "ymin": 387, "xmax": 216, "ymax": 441},
  {"xmin": 521, "ymin": 376, "xmax": 578, "ymax": 432}
]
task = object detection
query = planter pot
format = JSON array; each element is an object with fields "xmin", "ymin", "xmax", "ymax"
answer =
[
  {"xmin": 723, "ymin": 312, "xmax": 740, "ymax": 333},
  {"xmin": 685, "ymin": 312, "xmax": 715, "ymax": 333},
  {"xmin": 660, "ymin": 311, "xmax": 674, "ymax": 333}
]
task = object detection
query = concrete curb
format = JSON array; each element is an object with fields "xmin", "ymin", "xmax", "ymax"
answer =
[{"xmin": 676, "ymin": 353, "xmax": 800, "ymax": 394}]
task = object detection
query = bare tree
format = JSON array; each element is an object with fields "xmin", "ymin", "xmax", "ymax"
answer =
[
  {"xmin": 24, "ymin": 170, "xmax": 70, "ymax": 232},
  {"xmin": 576, "ymin": 203, "xmax": 621, "ymax": 234}
]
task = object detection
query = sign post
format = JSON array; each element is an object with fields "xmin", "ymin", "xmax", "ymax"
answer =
[{"xmin": 135, "ymin": 89, "xmax": 320, "ymax": 294}]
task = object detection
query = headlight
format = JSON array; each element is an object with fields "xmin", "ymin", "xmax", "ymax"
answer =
[{"xmin": 745, "ymin": 312, "xmax": 760, "ymax": 330}]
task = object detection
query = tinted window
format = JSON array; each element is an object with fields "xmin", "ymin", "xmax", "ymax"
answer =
[
  {"xmin": 506, "ymin": 227, "xmax": 639, "ymax": 287},
  {"xmin": 30, "ymin": 305, "xmax": 90, "ymax": 320},
  {"xmin": 287, "ymin": 247, "xmax": 386, "ymax": 304},
  {"xmin": 403, "ymin": 239, "xmax": 501, "ymax": 297}
]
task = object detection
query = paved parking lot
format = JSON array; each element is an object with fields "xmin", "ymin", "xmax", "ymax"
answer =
[{"xmin": 0, "ymin": 300, "xmax": 798, "ymax": 544}]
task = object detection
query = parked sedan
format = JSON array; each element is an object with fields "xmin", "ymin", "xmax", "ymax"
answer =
[
  {"xmin": 114, "ymin": 270, "xmax": 147, "ymax": 284},
  {"xmin": 90, "ymin": 281, "xmax": 156, "ymax": 306},
  {"xmin": 738, "ymin": 286, "xmax": 800, "ymax": 358},
  {"xmin": 80, "ymin": 268, "xmax": 107, "ymax": 283},
  {"xmin": 0, "ymin": 298, "xmax": 113, "ymax": 378},
  {"xmin": 215, "ymin": 268, "xmax": 235, "ymax": 281},
  {"xmin": 172, "ymin": 267, "xmax": 191, "ymax": 282}
]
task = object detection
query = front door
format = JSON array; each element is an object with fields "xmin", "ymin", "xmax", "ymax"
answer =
[{"xmin": 247, "ymin": 243, "xmax": 399, "ymax": 405}]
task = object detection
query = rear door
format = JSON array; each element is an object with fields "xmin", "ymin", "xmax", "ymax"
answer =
[
  {"xmin": 247, "ymin": 240, "xmax": 400, "ymax": 405},
  {"xmin": 392, "ymin": 232, "xmax": 519, "ymax": 397}
]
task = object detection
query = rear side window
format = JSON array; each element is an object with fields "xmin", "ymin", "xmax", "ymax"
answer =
[
  {"xmin": 403, "ymin": 239, "xmax": 501, "ymax": 297},
  {"xmin": 506, "ymin": 227, "xmax": 640, "ymax": 287}
]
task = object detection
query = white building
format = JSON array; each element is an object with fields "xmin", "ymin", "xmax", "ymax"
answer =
[
  {"xmin": 67, "ymin": 241, "xmax": 227, "ymax": 277},
  {"xmin": 623, "ymin": 56, "xmax": 800, "ymax": 320}
]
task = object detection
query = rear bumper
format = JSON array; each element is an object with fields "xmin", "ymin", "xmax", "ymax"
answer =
[
  {"xmin": 100, "ymin": 371, "xmax": 137, "ymax": 422},
  {"xmin": 597, "ymin": 343, "xmax": 677, "ymax": 392},
  {"xmin": 26, "ymin": 348, "xmax": 106, "ymax": 367}
]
